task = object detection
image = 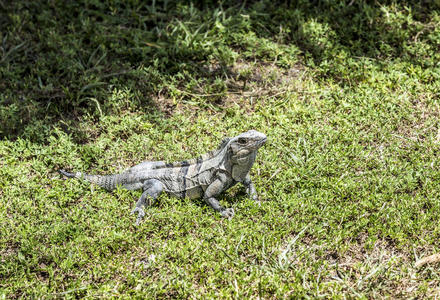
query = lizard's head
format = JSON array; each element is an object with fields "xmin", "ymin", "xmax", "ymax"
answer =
[{"xmin": 228, "ymin": 130, "xmax": 267, "ymax": 159}]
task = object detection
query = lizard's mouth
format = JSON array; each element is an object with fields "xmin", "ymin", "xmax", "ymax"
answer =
[{"xmin": 248, "ymin": 138, "xmax": 266, "ymax": 150}]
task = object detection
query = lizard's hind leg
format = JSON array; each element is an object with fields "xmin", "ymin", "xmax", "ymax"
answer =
[{"xmin": 131, "ymin": 179, "xmax": 163, "ymax": 226}]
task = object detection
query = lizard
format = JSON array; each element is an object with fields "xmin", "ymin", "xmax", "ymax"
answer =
[{"xmin": 58, "ymin": 130, "xmax": 267, "ymax": 225}]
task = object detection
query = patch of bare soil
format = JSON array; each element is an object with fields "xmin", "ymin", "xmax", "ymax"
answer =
[
  {"xmin": 395, "ymin": 96, "xmax": 440, "ymax": 146},
  {"xmin": 151, "ymin": 60, "xmax": 307, "ymax": 116},
  {"xmin": 0, "ymin": 243, "xmax": 18, "ymax": 263}
]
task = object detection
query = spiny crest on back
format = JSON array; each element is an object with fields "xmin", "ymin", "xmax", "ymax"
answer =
[{"xmin": 162, "ymin": 137, "xmax": 231, "ymax": 168}]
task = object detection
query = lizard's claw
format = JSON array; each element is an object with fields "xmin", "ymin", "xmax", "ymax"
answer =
[
  {"xmin": 252, "ymin": 194, "xmax": 260, "ymax": 201},
  {"xmin": 220, "ymin": 208, "xmax": 235, "ymax": 219},
  {"xmin": 249, "ymin": 194, "xmax": 261, "ymax": 206},
  {"xmin": 131, "ymin": 207, "xmax": 145, "ymax": 226}
]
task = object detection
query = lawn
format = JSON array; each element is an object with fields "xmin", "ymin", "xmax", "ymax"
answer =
[{"xmin": 1, "ymin": 0, "xmax": 440, "ymax": 298}]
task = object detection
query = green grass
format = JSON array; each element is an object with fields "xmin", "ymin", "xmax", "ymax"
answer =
[{"xmin": 2, "ymin": 0, "xmax": 440, "ymax": 298}]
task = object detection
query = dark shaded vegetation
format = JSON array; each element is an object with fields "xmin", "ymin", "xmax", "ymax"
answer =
[{"xmin": 1, "ymin": 0, "xmax": 439, "ymax": 140}]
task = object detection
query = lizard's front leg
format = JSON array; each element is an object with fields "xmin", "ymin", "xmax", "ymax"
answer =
[
  {"xmin": 243, "ymin": 174, "xmax": 259, "ymax": 203},
  {"xmin": 204, "ymin": 174, "xmax": 234, "ymax": 218}
]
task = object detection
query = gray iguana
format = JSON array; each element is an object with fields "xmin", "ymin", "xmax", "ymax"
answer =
[{"xmin": 59, "ymin": 130, "xmax": 267, "ymax": 225}]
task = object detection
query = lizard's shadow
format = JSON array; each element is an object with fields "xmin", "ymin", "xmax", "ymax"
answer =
[{"xmin": 188, "ymin": 188, "xmax": 247, "ymax": 209}]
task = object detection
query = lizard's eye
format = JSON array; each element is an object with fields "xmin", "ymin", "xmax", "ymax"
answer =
[{"xmin": 237, "ymin": 138, "xmax": 247, "ymax": 144}]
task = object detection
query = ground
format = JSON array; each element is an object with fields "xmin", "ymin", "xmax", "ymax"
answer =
[{"xmin": 1, "ymin": 0, "xmax": 440, "ymax": 298}]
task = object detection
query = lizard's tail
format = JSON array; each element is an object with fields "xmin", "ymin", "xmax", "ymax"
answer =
[
  {"xmin": 58, "ymin": 169, "xmax": 120, "ymax": 191},
  {"xmin": 58, "ymin": 169, "xmax": 77, "ymax": 178}
]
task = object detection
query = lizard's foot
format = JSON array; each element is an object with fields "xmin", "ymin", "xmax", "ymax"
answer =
[
  {"xmin": 220, "ymin": 208, "xmax": 235, "ymax": 218},
  {"xmin": 249, "ymin": 194, "xmax": 261, "ymax": 206},
  {"xmin": 131, "ymin": 207, "xmax": 145, "ymax": 226}
]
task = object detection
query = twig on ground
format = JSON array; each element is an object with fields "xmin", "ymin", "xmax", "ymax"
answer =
[{"xmin": 415, "ymin": 253, "xmax": 440, "ymax": 268}]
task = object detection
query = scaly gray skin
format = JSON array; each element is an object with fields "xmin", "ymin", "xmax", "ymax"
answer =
[{"xmin": 59, "ymin": 130, "xmax": 267, "ymax": 225}]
